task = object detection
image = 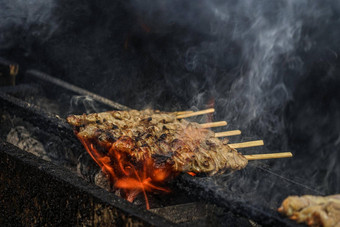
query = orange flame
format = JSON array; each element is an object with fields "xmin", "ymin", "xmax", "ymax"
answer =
[
  {"xmin": 187, "ymin": 172, "xmax": 196, "ymax": 176},
  {"xmin": 76, "ymin": 134, "xmax": 172, "ymax": 209}
]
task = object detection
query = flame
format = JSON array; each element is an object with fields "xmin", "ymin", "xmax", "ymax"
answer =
[
  {"xmin": 187, "ymin": 172, "xmax": 196, "ymax": 176},
  {"xmin": 76, "ymin": 134, "xmax": 172, "ymax": 209}
]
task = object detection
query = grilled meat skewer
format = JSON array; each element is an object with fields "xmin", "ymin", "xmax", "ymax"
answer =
[
  {"xmin": 67, "ymin": 109, "xmax": 248, "ymax": 175},
  {"xmin": 278, "ymin": 194, "xmax": 340, "ymax": 227}
]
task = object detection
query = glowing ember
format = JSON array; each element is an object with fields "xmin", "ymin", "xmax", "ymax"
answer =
[
  {"xmin": 187, "ymin": 172, "xmax": 196, "ymax": 176},
  {"xmin": 76, "ymin": 134, "xmax": 172, "ymax": 209}
]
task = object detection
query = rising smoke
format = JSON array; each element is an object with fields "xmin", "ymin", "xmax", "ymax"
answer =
[{"xmin": 1, "ymin": 0, "xmax": 340, "ymax": 193}]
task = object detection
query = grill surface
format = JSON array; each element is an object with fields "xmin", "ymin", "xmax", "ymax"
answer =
[{"xmin": 0, "ymin": 69, "xmax": 314, "ymax": 226}]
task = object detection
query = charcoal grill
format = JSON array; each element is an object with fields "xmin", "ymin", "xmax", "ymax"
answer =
[
  {"xmin": 0, "ymin": 67, "xmax": 314, "ymax": 226},
  {"xmin": 0, "ymin": 140, "xmax": 172, "ymax": 226}
]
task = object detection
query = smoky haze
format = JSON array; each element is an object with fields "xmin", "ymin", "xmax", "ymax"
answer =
[
  {"xmin": 1, "ymin": 0, "xmax": 340, "ymax": 195},
  {"xmin": 0, "ymin": 0, "xmax": 57, "ymax": 52}
]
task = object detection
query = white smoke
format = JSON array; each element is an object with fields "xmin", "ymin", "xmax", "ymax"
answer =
[
  {"xmin": 128, "ymin": 0, "xmax": 340, "ymax": 193},
  {"xmin": 223, "ymin": 1, "xmax": 305, "ymax": 144},
  {"xmin": 129, "ymin": 0, "xmax": 309, "ymax": 141},
  {"xmin": 70, "ymin": 95, "xmax": 100, "ymax": 114}
]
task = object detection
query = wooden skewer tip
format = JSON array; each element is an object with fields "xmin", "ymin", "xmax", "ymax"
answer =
[
  {"xmin": 200, "ymin": 121, "xmax": 227, "ymax": 128},
  {"xmin": 175, "ymin": 111, "xmax": 194, "ymax": 115},
  {"xmin": 176, "ymin": 108, "xmax": 215, "ymax": 119},
  {"xmin": 215, "ymin": 130, "xmax": 241, "ymax": 137},
  {"xmin": 229, "ymin": 140, "xmax": 264, "ymax": 149},
  {"xmin": 244, "ymin": 152, "xmax": 293, "ymax": 160}
]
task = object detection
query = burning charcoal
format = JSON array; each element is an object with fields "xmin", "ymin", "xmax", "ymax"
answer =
[
  {"xmin": 77, "ymin": 153, "xmax": 101, "ymax": 182},
  {"xmin": 94, "ymin": 171, "xmax": 111, "ymax": 191},
  {"xmin": 77, "ymin": 152, "xmax": 113, "ymax": 192},
  {"xmin": 44, "ymin": 135, "xmax": 81, "ymax": 166},
  {"xmin": 6, "ymin": 126, "xmax": 50, "ymax": 161}
]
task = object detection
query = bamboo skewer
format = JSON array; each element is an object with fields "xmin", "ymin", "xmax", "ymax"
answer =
[
  {"xmin": 215, "ymin": 130, "xmax": 241, "ymax": 137},
  {"xmin": 200, "ymin": 121, "xmax": 227, "ymax": 128},
  {"xmin": 228, "ymin": 140, "xmax": 264, "ymax": 149},
  {"xmin": 175, "ymin": 111, "xmax": 194, "ymax": 115},
  {"xmin": 244, "ymin": 152, "xmax": 293, "ymax": 160},
  {"xmin": 175, "ymin": 110, "xmax": 291, "ymax": 160},
  {"xmin": 176, "ymin": 108, "xmax": 215, "ymax": 119}
]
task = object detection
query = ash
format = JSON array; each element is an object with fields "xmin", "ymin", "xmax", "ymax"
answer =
[
  {"xmin": 6, "ymin": 126, "xmax": 50, "ymax": 161},
  {"xmin": 0, "ymin": 111, "xmax": 107, "ymax": 191}
]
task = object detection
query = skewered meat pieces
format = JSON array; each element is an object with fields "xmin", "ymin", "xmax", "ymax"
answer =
[
  {"xmin": 67, "ymin": 109, "xmax": 248, "ymax": 175},
  {"xmin": 278, "ymin": 194, "xmax": 340, "ymax": 227}
]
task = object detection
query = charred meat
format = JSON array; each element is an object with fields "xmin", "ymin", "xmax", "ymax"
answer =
[{"xmin": 67, "ymin": 109, "xmax": 248, "ymax": 176}]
